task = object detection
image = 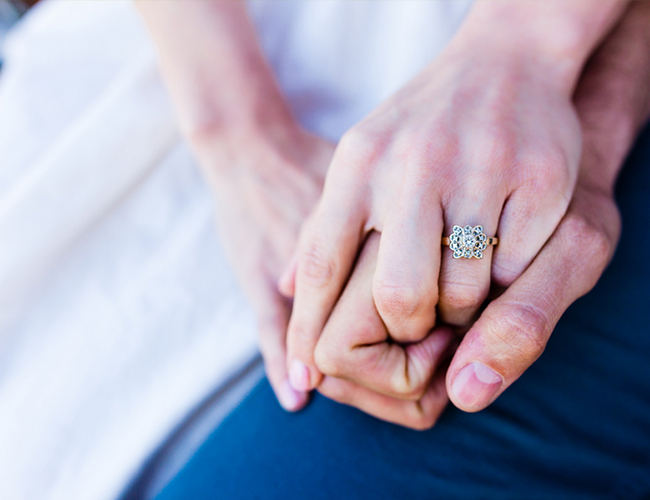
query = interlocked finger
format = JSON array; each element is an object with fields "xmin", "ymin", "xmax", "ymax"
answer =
[
  {"xmin": 372, "ymin": 178, "xmax": 443, "ymax": 343},
  {"xmin": 314, "ymin": 232, "xmax": 455, "ymax": 401},
  {"xmin": 318, "ymin": 370, "xmax": 449, "ymax": 430}
]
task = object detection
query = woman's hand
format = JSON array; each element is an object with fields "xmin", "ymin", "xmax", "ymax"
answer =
[
  {"xmin": 137, "ymin": 1, "xmax": 337, "ymax": 411},
  {"xmin": 203, "ymin": 127, "xmax": 335, "ymax": 412},
  {"xmin": 285, "ymin": 2, "xmax": 625, "ymax": 394},
  {"xmin": 291, "ymin": 1, "xmax": 650, "ymax": 425}
]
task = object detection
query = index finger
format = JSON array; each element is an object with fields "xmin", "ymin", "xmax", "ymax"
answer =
[{"xmin": 285, "ymin": 177, "xmax": 367, "ymax": 392}]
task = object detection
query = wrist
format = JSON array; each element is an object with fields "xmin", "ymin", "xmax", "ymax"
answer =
[
  {"xmin": 141, "ymin": 0, "xmax": 300, "ymax": 170},
  {"xmin": 159, "ymin": 42, "xmax": 304, "ymax": 185},
  {"xmin": 457, "ymin": 1, "xmax": 627, "ymax": 94},
  {"xmin": 158, "ymin": 44, "xmax": 297, "ymax": 152},
  {"xmin": 190, "ymin": 110, "xmax": 308, "ymax": 193}
]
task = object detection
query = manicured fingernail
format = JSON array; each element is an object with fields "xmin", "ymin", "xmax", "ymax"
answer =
[
  {"xmin": 278, "ymin": 380, "xmax": 307, "ymax": 411},
  {"xmin": 289, "ymin": 359, "xmax": 310, "ymax": 392},
  {"xmin": 452, "ymin": 362, "xmax": 502, "ymax": 409}
]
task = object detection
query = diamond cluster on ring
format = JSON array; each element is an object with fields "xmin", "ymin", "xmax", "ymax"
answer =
[{"xmin": 449, "ymin": 225, "xmax": 488, "ymax": 259}]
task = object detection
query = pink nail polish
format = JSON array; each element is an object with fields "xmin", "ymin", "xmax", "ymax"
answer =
[
  {"xmin": 452, "ymin": 362, "xmax": 502, "ymax": 409},
  {"xmin": 289, "ymin": 359, "xmax": 310, "ymax": 392},
  {"xmin": 278, "ymin": 380, "xmax": 306, "ymax": 411}
]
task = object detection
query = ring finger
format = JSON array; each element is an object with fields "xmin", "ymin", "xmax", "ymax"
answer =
[{"xmin": 437, "ymin": 187, "xmax": 504, "ymax": 329}]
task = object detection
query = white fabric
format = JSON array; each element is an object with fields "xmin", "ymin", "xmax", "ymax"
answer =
[
  {"xmin": 247, "ymin": 0, "xmax": 472, "ymax": 140},
  {"xmin": 0, "ymin": 1, "xmax": 470, "ymax": 500}
]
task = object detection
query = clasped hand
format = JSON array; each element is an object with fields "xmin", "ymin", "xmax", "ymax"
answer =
[
  {"xmin": 143, "ymin": 0, "xmax": 649, "ymax": 428},
  {"xmin": 280, "ymin": 15, "xmax": 625, "ymax": 429}
]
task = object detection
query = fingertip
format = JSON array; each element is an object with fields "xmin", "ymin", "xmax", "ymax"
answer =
[
  {"xmin": 277, "ymin": 379, "xmax": 309, "ymax": 412},
  {"xmin": 289, "ymin": 359, "xmax": 312, "ymax": 392},
  {"xmin": 449, "ymin": 361, "xmax": 503, "ymax": 412}
]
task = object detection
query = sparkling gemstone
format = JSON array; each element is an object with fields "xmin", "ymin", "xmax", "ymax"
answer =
[
  {"xmin": 463, "ymin": 233, "xmax": 476, "ymax": 248},
  {"xmin": 447, "ymin": 224, "xmax": 489, "ymax": 259}
]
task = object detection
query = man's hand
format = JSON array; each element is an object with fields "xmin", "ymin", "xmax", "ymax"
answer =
[
  {"xmin": 314, "ymin": 232, "xmax": 455, "ymax": 429},
  {"xmin": 313, "ymin": 185, "xmax": 619, "ymax": 427}
]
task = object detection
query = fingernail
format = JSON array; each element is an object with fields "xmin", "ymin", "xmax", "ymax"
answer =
[
  {"xmin": 289, "ymin": 359, "xmax": 310, "ymax": 392},
  {"xmin": 278, "ymin": 380, "xmax": 307, "ymax": 411},
  {"xmin": 452, "ymin": 362, "xmax": 503, "ymax": 409}
]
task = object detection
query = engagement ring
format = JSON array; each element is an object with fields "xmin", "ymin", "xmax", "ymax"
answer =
[{"xmin": 442, "ymin": 225, "xmax": 497, "ymax": 259}]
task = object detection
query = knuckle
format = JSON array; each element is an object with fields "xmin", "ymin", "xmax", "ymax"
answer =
[
  {"xmin": 462, "ymin": 171, "xmax": 500, "ymax": 201},
  {"xmin": 472, "ymin": 127, "xmax": 517, "ymax": 172},
  {"xmin": 485, "ymin": 303, "xmax": 550, "ymax": 364},
  {"xmin": 373, "ymin": 282, "xmax": 430, "ymax": 320},
  {"xmin": 560, "ymin": 213, "xmax": 612, "ymax": 267},
  {"xmin": 520, "ymin": 149, "xmax": 571, "ymax": 200},
  {"xmin": 439, "ymin": 281, "xmax": 486, "ymax": 311},
  {"xmin": 399, "ymin": 129, "xmax": 457, "ymax": 170},
  {"xmin": 298, "ymin": 241, "xmax": 337, "ymax": 288},
  {"xmin": 338, "ymin": 127, "xmax": 385, "ymax": 169}
]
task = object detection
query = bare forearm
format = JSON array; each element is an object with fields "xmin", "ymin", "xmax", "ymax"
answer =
[
  {"xmin": 458, "ymin": 0, "xmax": 628, "ymax": 93},
  {"xmin": 574, "ymin": 1, "xmax": 650, "ymax": 193},
  {"xmin": 137, "ymin": 1, "xmax": 295, "ymax": 156}
]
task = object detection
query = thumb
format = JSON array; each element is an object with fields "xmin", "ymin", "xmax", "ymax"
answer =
[{"xmin": 447, "ymin": 206, "xmax": 617, "ymax": 412}]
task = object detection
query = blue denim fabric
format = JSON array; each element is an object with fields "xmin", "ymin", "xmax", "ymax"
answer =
[{"xmin": 157, "ymin": 124, "xmax": 650, "ymax": 500}]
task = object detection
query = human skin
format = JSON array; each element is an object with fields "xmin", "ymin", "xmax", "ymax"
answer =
[
  {"xmin": 137, "ymin": 1, "xmax": 334, "ymax": 411},
  {"xmin": 283, "ymin": 1, "xmax": 629, "ymax": 401},
  {"xmin": 306, "ymin": 2, "xmax": 650, "ymax": 428},
  {"xmin": 138, "ymin": 1, "xmax": 649, "ymax": 421}
]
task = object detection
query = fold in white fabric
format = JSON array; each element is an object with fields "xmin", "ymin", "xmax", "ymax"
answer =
[
  {"xmin": 0, "ymin": 1, "xmax": 469, "ymax": 499},
  {"xmin": 0, "ymin": 3, "xmax": 259, "ymax": 500}
]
